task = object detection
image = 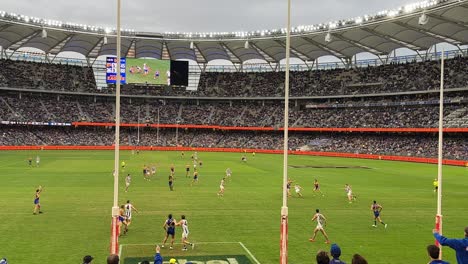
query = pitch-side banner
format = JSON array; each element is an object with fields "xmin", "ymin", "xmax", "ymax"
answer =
[
  {"xmin": 0, "ymin": 121, "xmax": 72, "ymax": 126},
  {"xmin": 106, "ymin": 57, "xmax": 126, "ymax": 84}
]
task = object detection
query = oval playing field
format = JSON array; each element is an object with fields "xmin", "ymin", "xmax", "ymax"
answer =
[{"xmin": 0, "ymin": 150, "xmax": 466, "ymax": 263}]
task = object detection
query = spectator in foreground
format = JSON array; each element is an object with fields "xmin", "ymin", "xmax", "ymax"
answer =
[
  {"xmin": 427, "ymin": 244, "xmax": 449, "ymax": 264},
  {"xmin": 330, "ymin": 243, "xmax": 346, "ymax": 264},
  {"xmin": 433, "ymin": 227, "xmax": 468, "ymax": 264},
  {"xmin": 154, "ymin": 245, "xmax": 163, "ymax": 264},
  {"xmin": 351, "ymin": 254, "xmax": 368, "ymax": 264},
  {"xmin": 107, "ymin": 254, "xmax": 119, "ymax": 264},
  {"xmin": 316, "ymin": 251, "xmax": 330, "ymax": 264},
  {"xmin": 82, "ymin": 255, "xmax": 93, "ymax": 264}
]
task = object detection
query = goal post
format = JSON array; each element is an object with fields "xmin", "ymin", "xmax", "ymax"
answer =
[
  {"xmin": 110, "ymin": 216, "xmax": 120, "ymax": 254},
  {"xmin": 434, "ymin": 49, "xmax": 444, "ymax": 258},
  {"xmin": 280, "ymin": 0, "xmax": 292, "ymax": 263}
]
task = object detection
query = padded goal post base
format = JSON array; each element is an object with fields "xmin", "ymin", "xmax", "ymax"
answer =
[{"xmin": 110, "ymin": 216, "xmax": 119, "ymax": 255}]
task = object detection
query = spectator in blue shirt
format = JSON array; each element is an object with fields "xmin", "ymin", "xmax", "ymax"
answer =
[
  {"xmin": 427, "ymin": 244, "xmax": 449, "ymax": 264},
  {"xmin": 330, "ymin": 244, "xmax": 346, "ymax": 264},
  {"xmin": 154, "ymin": 245, "xmax": 163, "ymax": 264},
  {"xmin": 433, "ymin": 227, "xmax": 468, "ymax": 264}
]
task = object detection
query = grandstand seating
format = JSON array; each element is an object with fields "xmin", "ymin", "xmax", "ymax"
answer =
[
  {"xmin": 0, "ymin": 126, "xmax": 466, "ymax": 160},
  {"xmin": 0, "ymin": 56, "xmax": 467, "ymax": 161},
  {"xmin": 1, "ymin": 56, "xmax": 468, "ymax": 97},
  {"xmin": 0, "ymin": 93, "xmax": 467, "ymax": 128},
  {"xmin": 0, "ymin": 59, "xmax": 96, "ymax": 92}
]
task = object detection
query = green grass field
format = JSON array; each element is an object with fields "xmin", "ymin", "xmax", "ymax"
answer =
[
  {"xmin": 126, "ymin": 58, "xmax": 170, "ymax": 85},
  {"xmin": 0, "ymin": 150, "xmax": 466, "ymax": 263}
]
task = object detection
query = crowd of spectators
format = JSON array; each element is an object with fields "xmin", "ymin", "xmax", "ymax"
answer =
[
  {"xmin": 1, "ymin": 93, "xmax": 467, "ymax": 128},
  {"xmin": 1, "ymin": 126, "xmax": 466, "ymax": 160},
  {"xmin": 0, "ymin": 59, "xmax": 96, "ymax": 92},
  {"xmin": 198, "ymin": 56, "xmax": 468, "ymax": 97},
  {"xmin": 1, "ymin": 56, "xmax": 468, "ymax": 97}
]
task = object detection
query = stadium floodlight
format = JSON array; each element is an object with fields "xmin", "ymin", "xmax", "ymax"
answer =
[
  {"xmin": 244, "ymin": 40, "xmax": 250, "ymax": 49},
  {"xmin": 388, "ymin": 10, "xmax": 399, "ymax": 17},
  {"xmin": 355, "ymin": 17, "xmax": 363, "ymax": 24},
  {"xmin": 325, "ymin": 32, "xmax": 332, "ymax": 43},
  {"xmin": 41, "ymin": 28, "xmax": 47, "ymax": 39},
  {"xmin": 418, "ymin": 13, "xmax": 429, "ymax": 25}
]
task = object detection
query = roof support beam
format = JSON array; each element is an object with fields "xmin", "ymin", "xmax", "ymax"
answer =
[
  {"xmin": 193, "ymin": 43, "xmax": 208, "ymax": 64},
  {"xmin": 361, "ymin": 27, "xmax": 422, "ymax": 51},
  {"xmin": 220, "ymin": 43, "xmax": 242, "ymax": 64},
  {"xmin": 306, "ymin": 60, "xmax": 316, "ymax": 70},
  {"xmin": 7, "ymin": 29, "xmax": 41, "ymax": 51},
  {"xmin": 426, "ymin": 13, "xmax": 468, "ymax": 28},
  {"xmin": 125, "ymin": 39, "xmax": 136, "ymax": 58},
  {"xmin": 0, "ymin": 24, "xmax": 12, "ymax": 32},
  {"xmin": 301, "ymin": 37, "xmax": 344, "ymax": 58},
  {"xmin": 393, "ymin": 21, "xmax": 459, "ymax": 44},
  {"xmin": 162, "ymin": 42, "xmax": 172, "ymax": 60},
  {"xmin": 53, "ymin": 35, "xmax": 75, "ymax": 57},
  {"xmin": 86, "ymin": 38, "xmax": 104, "ymax": 58},
  {"xmin": 415, "ymin": 50, "xmax": 425, "ymax": 61},
  {"xmin": 47, "ymin": 34, "xmax": 72, "ymax": 54},
  {"xmin": 456, "ymin": 44, "xmax": 467, "ymax": 57},
  {"xmin": 249, "ymin": 42, "xmax": 276, "ymax": 63},
  {"xmin": 273, "ymin": 39, "xmax": 311, "ymax": 61},
  {"xmin": 331, "ymin": 33, "xmax": 383, "ymax": 55}
]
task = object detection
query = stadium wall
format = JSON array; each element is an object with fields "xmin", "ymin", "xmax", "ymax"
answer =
[{"xmin": 0, "ymin": 146, "xmax": 466, "ymax": 167}]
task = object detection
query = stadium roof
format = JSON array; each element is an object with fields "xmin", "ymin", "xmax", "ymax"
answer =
[{"xmin": 0, "ymin": 0, "xmax": 467, "ymax": 63}]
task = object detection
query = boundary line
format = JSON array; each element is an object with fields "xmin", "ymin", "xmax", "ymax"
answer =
[
  {"xmin": 119, "ymin": 241, "xmax": 261, "ymax": 264},
  {"xmin": 238, "ymin": 242, "xmax": 261, "ymax": 264}
]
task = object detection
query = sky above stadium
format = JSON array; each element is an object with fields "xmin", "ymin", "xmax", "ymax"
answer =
[{"xmin": 3, "ymin": 0, "xmax": 413, "ymax": 32}]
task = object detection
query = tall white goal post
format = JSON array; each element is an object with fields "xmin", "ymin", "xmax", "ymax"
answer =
[
  {"xmin": 435, "ymin": 49, "xmax": 445, "ymax": 258},
  {"xmin": 110, "ymin": 0, "xmax": 122, "ymax": 255},
  {"xmin": 280, "ymin": 0, "xmax": 292, "ymax": 263}
]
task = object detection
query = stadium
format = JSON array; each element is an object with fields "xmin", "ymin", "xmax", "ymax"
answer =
[{"xmin": 0, "ymin": 0, "xmax": 467, "ymax": 263}]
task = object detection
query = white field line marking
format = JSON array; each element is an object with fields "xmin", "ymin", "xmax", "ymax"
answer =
[
  {"xmin": 120, "ymin": 241, "xmax": 239, "ymax": 247},
  {"xmin": 238, "ymin": 241, "xmax": 261, "ymax": 264},
  {"xmin": 120, "ymin": 241, "xmax": 261, "ymax": 263}
]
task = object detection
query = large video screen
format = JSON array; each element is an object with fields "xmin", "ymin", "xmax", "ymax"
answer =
[
  {"xmin": 106, "ymin": 57, "xmax": 126, "ymax": 84},
  {"xmin": 126, "ymin": 58, "xmax": 170, "ymax": 85}
]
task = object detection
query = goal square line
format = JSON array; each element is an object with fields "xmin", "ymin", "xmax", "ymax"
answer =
[{"xmin": 119, "ymin": 241, "xmax": 260, "ymax": 264}]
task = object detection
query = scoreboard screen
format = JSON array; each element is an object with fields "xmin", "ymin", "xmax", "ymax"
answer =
[
  {"xmin": 106, "ymin": 57, "xmax": 126, "ymax": 84},
  {"xmin": 126, "ymin": 58, "xmax": 170, "ymax": 85}
]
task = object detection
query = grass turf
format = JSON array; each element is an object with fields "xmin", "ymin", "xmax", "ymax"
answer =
[
  {"xmin": 0, "ymin": 150, "xmax": 466, "ymax": 263},
  {"xmin": 125, "ymin": 58, "xmax": 170, "ymax": 85}
]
